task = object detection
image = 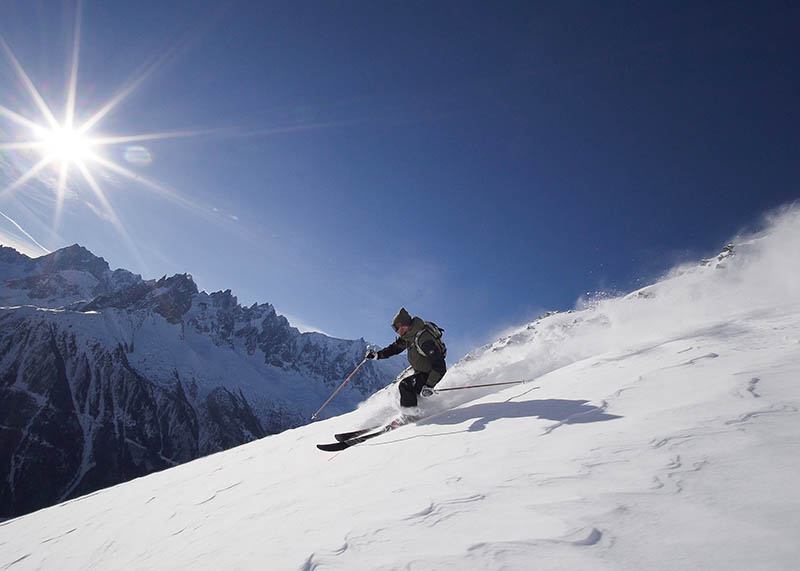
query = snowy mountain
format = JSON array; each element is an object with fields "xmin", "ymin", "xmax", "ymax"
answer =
[
  {"xmin": 0, "ymin": 245, "xmax": 401, "ymax": 518},
  {"xmin": 1, "ymin": 207, "xmax": 799, "ymax": 570}
]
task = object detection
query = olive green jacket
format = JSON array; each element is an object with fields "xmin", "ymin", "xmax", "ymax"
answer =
[{"xmin": 377, "ymin": 316, "xmax": 447, "ymax": 386}]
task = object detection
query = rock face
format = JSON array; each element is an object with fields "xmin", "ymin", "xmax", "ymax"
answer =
[{"xmin": 0, "ymin": 244, "xmax": 400, "ymax": 518}]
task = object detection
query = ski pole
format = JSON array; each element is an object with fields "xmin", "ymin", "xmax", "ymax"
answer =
[
  {"xmin": 434, "ymin": 380, "xmax": 529, "ymax": 392},
  {"xmin": 311, "ymin": 358, "xmax": 368, "ymax": 420}
]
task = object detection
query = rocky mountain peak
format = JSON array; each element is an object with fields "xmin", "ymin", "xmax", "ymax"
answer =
[
  {"xmin": 37, "ymin": 244, "xmax": 110, "ymax": 280},
  {"xmin": 155, "ymin": 273, "xmax": 198, "ymax": 296},
  {"xmin": 208, "ymin": 288, "xmax": 238, "ymax": 310},
  {"xmin": 0, "ymin": 245, "xmax": 29, "ymax": 265},
  {"xmin": 151, "ymin": 273, "xmax": 198, "ymax": 323}
]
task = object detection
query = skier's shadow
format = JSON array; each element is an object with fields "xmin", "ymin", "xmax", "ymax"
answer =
[{"xmin": 420, "ymin": 399, "xmax": 622, "ymax": 433}]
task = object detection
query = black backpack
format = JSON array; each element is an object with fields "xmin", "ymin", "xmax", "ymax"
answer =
[{"xmin": 414, "ymin": 321, "xmax": 446, "ymax": 359}]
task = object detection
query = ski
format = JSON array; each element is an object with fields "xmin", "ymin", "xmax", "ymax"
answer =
[
  {"xmin": 317, "ymin": 418, "xmax": 413, "ymax": 452},
  {"xmin": 334, "ymin": 427, "xmax": 380, "ymax": 442},
  {"xmin": 317, "ymin": 426, "xmax": 391, "ymax": 451}
]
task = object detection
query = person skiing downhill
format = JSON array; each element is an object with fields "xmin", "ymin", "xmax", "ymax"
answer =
[
  {"xmin": 317, "ymin": 310, "xmax": 519, "ymax": 451},
  {"xmin": 366, "ymin": 308, "xmax": 447, "ymax": 416}
]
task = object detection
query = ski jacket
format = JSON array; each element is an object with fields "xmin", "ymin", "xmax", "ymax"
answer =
[{"xmin": 377, "ymin": 316, "xmax": 447, "ymax": 386}]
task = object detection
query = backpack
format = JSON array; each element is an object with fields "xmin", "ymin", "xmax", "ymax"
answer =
[{"xmin": 414, "ymin": 321, "xmax": 447, "ymax": 359}]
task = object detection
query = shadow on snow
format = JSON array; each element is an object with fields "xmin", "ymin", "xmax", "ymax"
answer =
[{"xmin": 420, "ymin": 399, "xmax": 622, "ymax": 433}]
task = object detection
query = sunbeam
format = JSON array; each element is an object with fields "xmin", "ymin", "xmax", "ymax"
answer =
[
  {"xmin": 87, "ymin": 151, "xmax": 211, "ymax": 217},
  {"xmin": 0, "ymin": 155, "xmax": 54, "ymax": 200},
  {"xmin": 76, "ymin": 25, "xmax": 195, "ymax": 136},
  {"xmin": 0, "ymin": 104, "xmax": 44, "ymax": 132},
  {"xmin": 75, "ymin": 159, "xmax": 151, "ymax": 274},
  {"xmin": 0, "ymin": 141, "xmax": 47, "ymax": 152},
  {"xmin": 88, "ymin": 127, "xmax": 227, "ymax": 146},
  {"xmin": 54, "ymin": 159, "xmax": 69, "ymax": 231},
  {"xmin": 0, "ymin": 37, "xmax": 60, "ymax": 130},
  {"xmin": 64, "ymin": 1, "xmax": 82, "ymax": 132}
]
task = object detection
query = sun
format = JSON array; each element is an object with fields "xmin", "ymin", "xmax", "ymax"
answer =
[
  {"xmin": 35, "ymin": 125, "xmax": 93, "ymax": 163},
  {"xmin": 1, "ymin": 4, "xmax": 335, "ymax": 258},
  {"xmin": 0, "ymin": 11, "xmax": 213, "ymax": 255}
]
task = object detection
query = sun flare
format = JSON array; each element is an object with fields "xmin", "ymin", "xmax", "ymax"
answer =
[
  {"xmin": 35, "ymin": 126, "xmax": 93, "ymax": 163},
  {"xmin": 0, "ymin": 10, "xmax": 209, "ymax": 255}
]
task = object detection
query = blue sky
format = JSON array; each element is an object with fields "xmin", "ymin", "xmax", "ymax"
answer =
[{"xmin": 0, "ymin": 1, "xmax": 798, "ymax": 359}]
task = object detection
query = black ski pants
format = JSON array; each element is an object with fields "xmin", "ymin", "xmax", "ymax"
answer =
[{"xmin": 399, "ymin": 372, "xmax": 429, "ymax": 407}]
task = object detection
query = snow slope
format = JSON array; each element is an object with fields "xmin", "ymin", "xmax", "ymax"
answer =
[{"xmin": 1, "ymin": 206, "xmax": 799, "ymax": 569}]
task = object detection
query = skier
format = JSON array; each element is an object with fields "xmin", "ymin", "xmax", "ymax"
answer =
[{"xmin": 366, "ymin": 307, "xmax": 447, "ymax": 416}]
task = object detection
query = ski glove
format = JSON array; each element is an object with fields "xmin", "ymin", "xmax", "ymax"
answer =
[
  {"xmin": 365, "ymin": 349, "xmax": 379, "ymax": 360},
  {"xmin": 420, "ymin": 386, "xmax": 435, "ymax": 398}
]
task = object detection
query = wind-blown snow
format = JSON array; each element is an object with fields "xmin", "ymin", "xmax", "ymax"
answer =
[{"xmin": 1, "ymin": 206, "xmax": 799, "ymax": 570}]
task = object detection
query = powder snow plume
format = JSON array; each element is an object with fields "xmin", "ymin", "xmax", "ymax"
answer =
[{"xmin": 354, "ymin": 202, "xmax": 800, "ymax": 429}]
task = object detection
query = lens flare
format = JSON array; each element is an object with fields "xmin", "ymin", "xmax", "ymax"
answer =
[{"xmin": 123, "ymin": 145, "xmax": 152, "ymax": 165}]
